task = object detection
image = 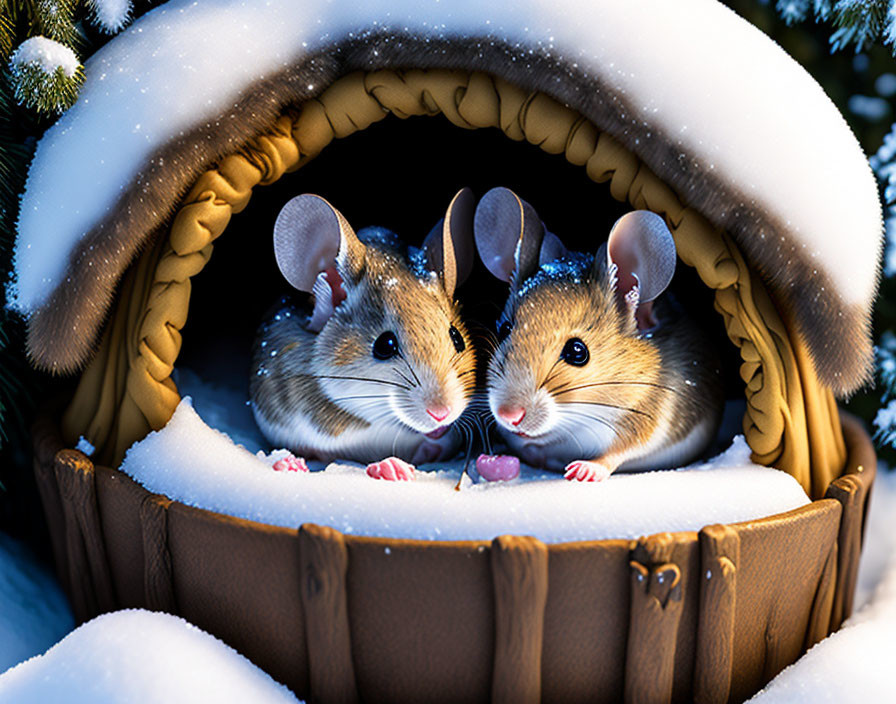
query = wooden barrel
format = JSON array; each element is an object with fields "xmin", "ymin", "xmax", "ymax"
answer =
[{"xmin": 32, "ymin": 412, "xmax": 875, "ymax": 704}]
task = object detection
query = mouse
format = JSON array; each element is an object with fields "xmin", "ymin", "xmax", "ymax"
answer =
[
  {"xmin": 473, "ymin": 186, "xmax": 723, "ymax": 481},
  {"xmin": 250, "ymin": 189, "xmax": 478, "ymax": 481}
]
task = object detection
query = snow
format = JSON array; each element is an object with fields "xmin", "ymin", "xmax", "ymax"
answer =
[
  {"xmin": 74, "ymin": 436, "xmax": 95, "ymax": 457},
  {"xmin": 119, "ymin": 395, "xmax": 811, "ymax": 543},
  {"xmin": 748, "ymin": 468, "xmax": 896, "ymax": 702},
  {"xmin": 173, "ymin": 367, "xmax": 268, "ymax": 454},
  {"xmin": 0, "ymin": 534, "xmax": 73, "ymax": 675},
  {"xmin": 89, "ymin": 0, "xmax": 133, "ymax": 34},
  {"xmin": 0, "ymin": 610, "xmax": 302, "ymax": 703},
  {"xmin": 11, "ymin": 0, "xmax": 881, "ymax": 319},
  {"xmin": 9, "ymin": 37, "xmax": 80, "ymax": 78}
]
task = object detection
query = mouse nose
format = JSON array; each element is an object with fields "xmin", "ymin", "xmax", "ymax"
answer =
[
  {"xmin": 426, "ymin": 404, "xmax": 451, "ymax": 422},
  {"xmin": 497, "ymin": 405, "xmax": 526, "ymax": 426}
]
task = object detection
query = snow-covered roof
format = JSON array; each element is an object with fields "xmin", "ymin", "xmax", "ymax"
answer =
[{"xmin": 10, "ymin": 0, "xmax": 882, "ymax": 394}]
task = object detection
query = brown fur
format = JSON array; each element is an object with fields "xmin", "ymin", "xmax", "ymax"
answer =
[
  {"xmin": 250, "ymin": 240, "xmax": 476, "ymax": 462},
  {"xmin": 26, "ymin": 33, "xmax": 873, "ymax": 396},
  {"xmin": 489, "ymin": 257, "xmax": 723, "ymax": 471}
]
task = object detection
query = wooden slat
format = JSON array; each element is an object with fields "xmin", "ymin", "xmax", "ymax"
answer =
[
  {"xmin": 804, "ymin": 542, "xmax": 838, "ymax": 649},
  {"xmin": 826, "ymin": 466, "xmax": 873, "ymax": 629},
  {"xmin": 54, "ymin": 449, "xmax": 116, "ymax": 621},
  {"xmin": 31, "ymin": 415, "xmax": 70, "ymax": 598},
  {"xmin": 141, "ymin": 493, "xmax": 177, "ymax": 612},
  {"xmin": 298, "ymin": 523, "xmax": 359, "ymax": 704},
  {"xmin": 490, "ymin": 535, "xmax": 549, "ymax": 704},
  {"xmin": 625, "ymin": 534, "xmax": 684, "ymax": 704},
  {"xmin": 694, "ymin": 525, "xmax": 739, "ymax": 704}
]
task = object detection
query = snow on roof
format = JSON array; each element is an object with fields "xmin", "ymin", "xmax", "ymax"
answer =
[{"xmin": 9, "ymin": 0, "xmax": 882, "ymax": 389}]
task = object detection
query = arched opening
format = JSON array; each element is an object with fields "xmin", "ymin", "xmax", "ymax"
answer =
[{"xmin": 61, "ymin": 69, "xmax": 845, "ymax": 496}]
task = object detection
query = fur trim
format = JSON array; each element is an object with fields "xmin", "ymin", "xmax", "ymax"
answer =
[{"xmin": 26, "ymin": 33, "xmax": 875, "ymax": 395}]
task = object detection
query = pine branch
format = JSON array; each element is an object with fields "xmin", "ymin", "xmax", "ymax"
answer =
[
  {"xmin": 829, "ymin": 0, "xmax": 890, "ymax": 53},
  {"xmin": 34, "ymin": 0, "xmax": 80, "ymax": 46},
  {"xmin": 9, "ymin": 36, "xmax": 84, "ymax": 114},
  {"xmin": 0, "ymin": 2, "xmax": 14, "ymax": 61}
]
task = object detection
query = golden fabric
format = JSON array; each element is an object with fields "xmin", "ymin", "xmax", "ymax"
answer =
[{"xmin": 63, "ymin": 70, "xmax": 845, "ymax": 497}]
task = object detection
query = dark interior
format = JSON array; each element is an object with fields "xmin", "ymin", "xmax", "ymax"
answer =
[{"xmin": 178, "ymin": 113, "xmax": 743, "ymax": 453}]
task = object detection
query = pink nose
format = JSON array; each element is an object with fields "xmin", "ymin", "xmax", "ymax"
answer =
[
  {"xmin": 498, "ymin": 405, "xmax": 526, "ymax": 426},
  {"xmin": 426, "ymin": 405, "xmax": 451, "ymax": 422}
]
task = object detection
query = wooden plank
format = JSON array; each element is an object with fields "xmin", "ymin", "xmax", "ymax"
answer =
[
  {"xmin": 298, "ymin": 523, "xmax": 359, "ymax": 704},
  {"xmin": 694, "ymin": 525, "xmax": 739, "ymax": 704},
  {"xmin": 140, "ymin": 493, "xmax": 177, "ymax": 612},
  {"xmin": 54, "ymin": 449, "xmax": 116, "ymax": 621},
  {"xmin": 490, "ymin": 535, "xmax": 549, "ymax": 704},
  {"xmin": 826, "ymin": 468, "xmax": 872, "ymax": 629},
  {"xmin": 625, "ymin": 534, "xmax": 684, "ymax": 704},
  {"xmin": 804, "ymin": 542, "xmax": 837, "ymax": 649}
]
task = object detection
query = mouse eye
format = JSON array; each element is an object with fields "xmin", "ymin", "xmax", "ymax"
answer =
[
  {"xmin": 561, "ymin": 338, "xmax": 589, "ymax": 366},
  {"xmin": 373, "ymin": 331, "xmax": 399, "ymax": 360},
  {"xmin": 449, "ymin": 325, "xmax": 465, "ymax": 353},
  {"xmin": 497, "ymin": 320, "xmax": 513, "ymax": 342}
]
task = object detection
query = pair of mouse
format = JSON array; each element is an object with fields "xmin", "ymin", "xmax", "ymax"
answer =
[{"xmin": 249, "ymin": 187, "xmax": 723, "ymax": 483}]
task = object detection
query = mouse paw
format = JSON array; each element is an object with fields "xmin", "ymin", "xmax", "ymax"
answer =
[
  {"xmin": 272, "ymin": 454, "xmax": 309, "ymax": 473},
  {"xmin": 563, "ymin": 460, "xmax": 611, "ymax": 483},
  {"xmin": 366, "ymin": 456, "xmax": 417, "ymax": 481}
]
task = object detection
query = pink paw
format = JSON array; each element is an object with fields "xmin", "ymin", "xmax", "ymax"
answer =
[
  {"xmin": 563, "ymin": 460, "xmax": 611, "ymax": 483},
  {"xmin": 366, "ymin": 456, "xmax": 416, "ymax": 481},
  {"xmin": 273, "ymin": 454, "xmax": 309, "ymax": 473}
]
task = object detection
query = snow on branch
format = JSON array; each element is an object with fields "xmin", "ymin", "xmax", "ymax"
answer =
[
  {"xmin": 88, "ymin": 0, "xmax": 133, "ymax": 35},
  {"xmin": 8, "ymin": 36, "xmax": 84, "ymax": 114}
]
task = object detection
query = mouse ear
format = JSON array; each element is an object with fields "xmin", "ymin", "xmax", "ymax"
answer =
[
  {"xmin": 273, "ymin": 195, "xmax": 366, "ymax": 332},
  {"xmin": 422, "ymin": 188, "xmax": 475, "ymax": 297},
  {"xmin": 602, "ymin": 210, "xmax": 676, "ymax": 331},
  {"xmin": 474, "ymin": 187, "xmax": 545, "ymax": 289},
  {"xmin": 273, "ymin": 194, "xmax": 366, "ymax": 291},
  {"xmin": 539, "ymin": 230, "xmax": 569, "ymax": 265}
]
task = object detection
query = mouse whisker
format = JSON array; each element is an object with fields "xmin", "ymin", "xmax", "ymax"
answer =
[
  {"xmin": 559, "ymin": 400, "xmax": 655, "ymax": 420},
  {"xmin": 556, "ymin": 423, "xmax": 586, "ymax": 458},
  {"xmin": 396, "ymin": 353, "xmax": 421, "ymax": 386},
  {"xmin": 328, "ymin": 394, "xmax": 392, "ymax": 403},
  {"xmin": 551, "ymin": 380, "xmax": 680, "ymax": 396},
  {"xmin": 392, "ymin": 368, "xmax": 415, "ymax": 387},
  {"xmin": 295, "ymin": 373, "xmax": 410, "ymax": 390},
  {"xmin": 558, "ymin": 409, "xmax": 623, "ymax": 440}
]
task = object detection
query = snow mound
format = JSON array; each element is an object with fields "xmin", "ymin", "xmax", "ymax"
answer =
[
  {"xmin": 0, "ymin": 610, "xmax": 301, "ymax": 703},
  {"xmin": 0, "ymin": 534, "xmax": 73, "ymax": 675},
  {"xmin": 119, "ymin": 397, "xmax": 810, "ymax": 543}
]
